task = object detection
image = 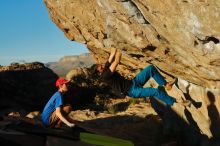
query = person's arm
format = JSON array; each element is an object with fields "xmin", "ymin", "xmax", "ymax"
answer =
[
  {"xmin": 55, "ymin": 107, "xmax": 75, "ymax": 127},
  {"xmin": 109, "ymin": 51, "xmax": 122, "ymax": 72},
  {"xmin": 108, "ymin": 47, "xmax": 117, "ymax": 63}
]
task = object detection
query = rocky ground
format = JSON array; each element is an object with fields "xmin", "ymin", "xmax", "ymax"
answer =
[
  {"xmin": 69, "ymin": 101, "xmax": 165, "ymax": 146},
  {"xmin": 3, "ymin": 98, "xmax": 171, "ymax": 146}
]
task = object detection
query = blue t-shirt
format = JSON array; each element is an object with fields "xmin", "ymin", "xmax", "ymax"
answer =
[{"xmin": 41, "ymin": 91, "xmax": 63, "ymax": 126}]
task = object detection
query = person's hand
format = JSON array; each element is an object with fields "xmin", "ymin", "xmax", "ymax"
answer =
[{"xmin": 67, "ymin": 123, "xmax": 75, "ymax": 128}]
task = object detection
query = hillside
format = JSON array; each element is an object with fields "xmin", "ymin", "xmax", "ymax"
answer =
[{"xmin": 45, "ymin": 53, "xmax": 95, "ymax": 77}]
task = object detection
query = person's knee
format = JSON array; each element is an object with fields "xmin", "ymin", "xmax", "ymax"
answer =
[
  {"xmin": 63, "ymin": 105, "xmax": 72, "ymax": 113},
  {"xmin": 148, "ymin": 64, "xmax": 156, "ymax": 70},
  {"xmin": 148, "ymin": 64, "xmax": 153, "ymax": 67}
]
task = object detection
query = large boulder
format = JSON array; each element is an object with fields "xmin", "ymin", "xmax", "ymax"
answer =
[
  {"xmin": 0, "ymin": 62, "xmax": 58, "ymax": 113},
  {"xmin": 44, "ymin": 0, "xmax": 220, "ymax": 89}
]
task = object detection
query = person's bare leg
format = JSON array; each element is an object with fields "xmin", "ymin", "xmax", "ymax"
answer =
[
  {"xmin": 49, "ymin": 111, "xmax": 61, "ymax": 128},
  {"xmin": 165, "ymin": 78, "xmax": 177, "ymax": 91},
  {"xmin": 51, "ymin": 105, "xmax": 74, "ymax": 128},
  {"xmin": 62, "ymin": 105, "xmax": 77, "ymax": 126},
  {"xmin": 55, "ymin": 120, "xmax": 62, "ymax": 128}
]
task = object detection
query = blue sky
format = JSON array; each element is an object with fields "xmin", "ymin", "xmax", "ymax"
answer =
[{"xmin": 0, "ymin": 0, "xmax": 88, "ymax": 66}]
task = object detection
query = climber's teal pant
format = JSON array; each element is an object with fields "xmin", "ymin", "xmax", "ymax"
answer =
[{"xmin": 127, "ymin": 65, "xmax": 176, "ymax": 106}]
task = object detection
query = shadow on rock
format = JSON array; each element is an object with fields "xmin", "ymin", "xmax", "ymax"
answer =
[
  {"xmin": 0, "ymin": 63, "xmax": 58, "ymax": 114},
  {"xmin": 183, "ymin": 84, "xmax": 202, "ymax": 109},
  {"xmin": 207, "ymin": 91, "xmax": 220, "ymax": 142},
  {"xmin": 150, "ymin": 98, "xmax": 210, "ymax": 146},
  {"xmin": 76, "ymin": 114, "xmax": 163, "ymax": 146},
  {"xmin": 63, "ymin": 83, "xmax": 97, "ymax": 110}
]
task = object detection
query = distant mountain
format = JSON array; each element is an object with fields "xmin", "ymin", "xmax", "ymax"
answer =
[{"xmin": 45, "ymin": 53, "xmax": 95, "ymax": 77}]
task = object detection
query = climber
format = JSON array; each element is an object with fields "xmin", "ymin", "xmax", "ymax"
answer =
[
  {"xmin": 93, "ymin": 47, "xmax": 190, "ymax": 106},
  {"xmin": 41, "ymin": 77, "xmax": 75, "ymax": 128}
]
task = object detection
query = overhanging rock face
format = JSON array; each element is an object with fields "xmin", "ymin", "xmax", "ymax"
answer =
[
  {"xmin": 44, "ymin": 0, "xmax": 220, "ymax": 140},
  {"xmin": 44, "ymin": 0, "xmax": 220, "ymax": 89}
]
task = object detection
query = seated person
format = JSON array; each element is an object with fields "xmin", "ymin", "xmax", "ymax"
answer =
[{"xmin": 41, "ymin": 77, "xmax": 75, "ymax": 128}]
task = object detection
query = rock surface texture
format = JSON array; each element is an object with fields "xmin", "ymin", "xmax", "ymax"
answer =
[{"xmin": 44, "ymin": 0, "xmax": 220, "ymax": 144}]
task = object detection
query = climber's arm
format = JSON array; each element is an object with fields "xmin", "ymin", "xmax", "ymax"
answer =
[
  {"xmin": 109, "ymin": 51, "xmax": 122, "ymax": 72},
  {"xmin": 108, "ymin": 47, "xmax": 117, "ymax": 63}
]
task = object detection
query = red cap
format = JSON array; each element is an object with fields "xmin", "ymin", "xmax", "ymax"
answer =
[{"xmin": 55, "ymin": 77, "xmax": 70, "ymax": 87}]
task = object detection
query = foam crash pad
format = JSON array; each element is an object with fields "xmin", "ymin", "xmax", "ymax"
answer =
[{"xmin": 0, "ymin": 120, "xmax": 134, "ymax": 146}]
